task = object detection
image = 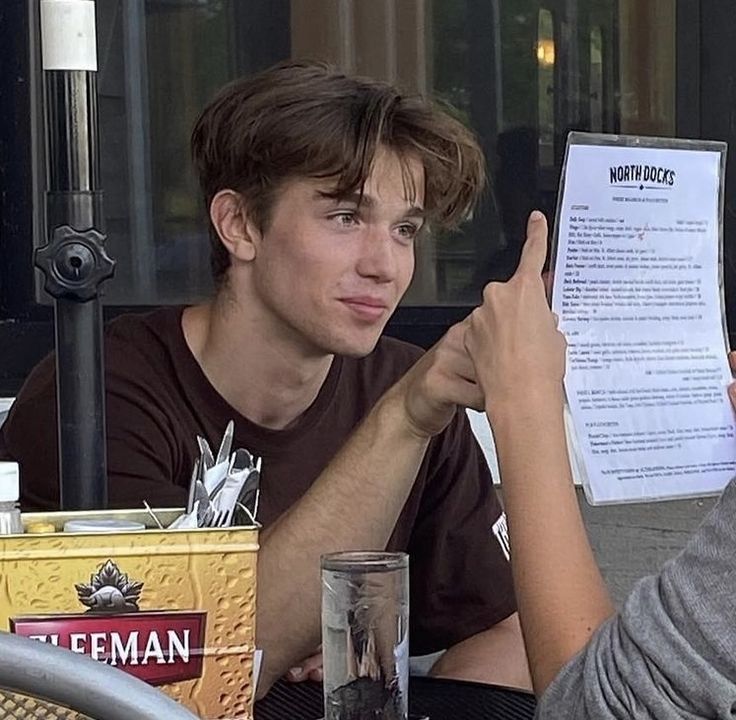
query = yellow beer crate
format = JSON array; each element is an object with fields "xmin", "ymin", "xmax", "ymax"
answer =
[{"xmin": 0, "ymin": 508, "xmax": 259, "ymax": 720}]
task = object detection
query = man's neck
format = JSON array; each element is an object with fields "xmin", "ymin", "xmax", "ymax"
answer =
[{"xmin": 182, "ymin": 298, "xmax": 334, "ymax": 431}]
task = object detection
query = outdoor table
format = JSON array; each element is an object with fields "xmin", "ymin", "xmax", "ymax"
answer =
[{"xmin": 255, "ymin": 676, "xmax": 537, "ymax": 719}]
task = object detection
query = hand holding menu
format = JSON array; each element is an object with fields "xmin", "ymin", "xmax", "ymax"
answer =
[{"xmin": 551, "ymin": 133, "xmax": 736, "ymax": 504}]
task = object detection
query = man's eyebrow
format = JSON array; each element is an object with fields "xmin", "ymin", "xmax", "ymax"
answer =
[
  {"xmin": 314, "ymin": 191, "xmax": 425, "ymax": 218},
  {"xmin": 314, "ymin": 190, "xmax": 372, "ymax": 206},
  {"xmin": 403, "ymin": 206, "xmax": 426, "ymax": 219}
]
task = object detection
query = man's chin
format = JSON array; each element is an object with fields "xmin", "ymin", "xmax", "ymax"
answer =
[{"xmin": 328, "ymin": 332, "xmax": 383, "ymax": 359}]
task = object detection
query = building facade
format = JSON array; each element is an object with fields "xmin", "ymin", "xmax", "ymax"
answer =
[{"xmin": 1, "ymin": 0, "xmax": 733, "ymax": 391}]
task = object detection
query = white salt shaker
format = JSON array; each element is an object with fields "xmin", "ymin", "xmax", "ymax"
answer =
[{"xmin": 0, "ymin": 462, "xmax": 24, "ymax": 535}]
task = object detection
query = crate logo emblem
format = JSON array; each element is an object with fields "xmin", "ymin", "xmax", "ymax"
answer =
[
  {"xmin": 75, "ymin": 559, "xmax": 144, "ymax": 613},
  {"xmin": 10, "ymin": 559, "xmax": 206, "ymax": 685}
]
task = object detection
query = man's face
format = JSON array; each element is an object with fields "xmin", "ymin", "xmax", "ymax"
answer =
[{"xmin": 248, "ymin": 149, "xmax": 424, "ymax": 358}]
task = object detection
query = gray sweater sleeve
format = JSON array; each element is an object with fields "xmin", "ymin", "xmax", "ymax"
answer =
[{"xmin": 536, "ymin": 477, "xmax": 736, "ymax": 719}]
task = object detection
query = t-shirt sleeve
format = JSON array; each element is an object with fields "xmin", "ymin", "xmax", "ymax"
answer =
[
  {"xmin": 407, "ymin": 409, "xmax": 517, "ymax": 655},
  {"xmin": 3, "ymin": 341, "xmax": 188, "ymax": 511},
  {"xmin": 536, "ymin": 476, "xmax": 736, "ymax": 719}
]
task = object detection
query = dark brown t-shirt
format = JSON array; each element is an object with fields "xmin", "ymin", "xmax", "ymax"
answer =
[{"xmin": 2, "ymin": 307, "xmax": 516, "ymax": 654}]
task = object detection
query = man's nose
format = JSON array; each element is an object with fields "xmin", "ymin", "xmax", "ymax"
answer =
[{"xmin": 355, "ymin": 228, "xmax": 398, "ymax": 282}]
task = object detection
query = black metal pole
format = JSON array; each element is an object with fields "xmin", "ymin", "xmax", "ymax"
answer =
[{"xmin": 35, "ymin": 2, "xmax": 114, "ymax": 510}]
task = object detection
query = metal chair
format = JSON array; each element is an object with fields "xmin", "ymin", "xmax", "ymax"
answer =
[{"xmin": 0, "ymin": 631, "xmax": 197, "ymax": 720}]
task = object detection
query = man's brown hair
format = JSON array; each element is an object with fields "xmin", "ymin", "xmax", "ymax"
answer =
[{"xmin": 191, "ymin": 60, "xmax": 486, "ymax": 283}]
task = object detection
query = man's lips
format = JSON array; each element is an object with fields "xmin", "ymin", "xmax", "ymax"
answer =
[{"xmin": 339, "ymin": 297, "xmax": 389, "ymax": 321}]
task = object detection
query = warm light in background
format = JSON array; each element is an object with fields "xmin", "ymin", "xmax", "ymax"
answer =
[{"xmin": 537, "ymin": 39, "xmax": 555, "ymax": 67}]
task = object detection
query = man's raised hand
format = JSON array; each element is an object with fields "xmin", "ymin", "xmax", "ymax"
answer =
[{"xmin": 465, "ymin": 211, "xmax": 566, "ymax": 415}]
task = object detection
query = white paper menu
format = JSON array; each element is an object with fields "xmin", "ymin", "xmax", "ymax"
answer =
[{"xmin": 550, "ymin": 133, "xmax": 736, "ymax": 504}]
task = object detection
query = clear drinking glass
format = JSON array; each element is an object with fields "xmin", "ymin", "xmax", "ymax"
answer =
[{"xmin": 321, "ymin": 551, "xmax": 409, "ymax": 720}]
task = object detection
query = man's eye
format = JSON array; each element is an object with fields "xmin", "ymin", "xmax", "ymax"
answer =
[
  {"xmin": 395, "ymin": 223, "xmax": 420, "ymax": 242},
  {"xmin": 330, "ymin": 212, "xmax": 359, "ymax": 227}
]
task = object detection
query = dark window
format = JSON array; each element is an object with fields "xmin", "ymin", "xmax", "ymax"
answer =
[{"xmin": 3, "ymin": 0, "xmax": 736, "ymax": 395}]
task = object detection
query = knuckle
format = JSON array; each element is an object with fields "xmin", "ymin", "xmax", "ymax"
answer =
[{"xmin": 482, "ymin": 282, "xmax": 502, "ymax": 303}]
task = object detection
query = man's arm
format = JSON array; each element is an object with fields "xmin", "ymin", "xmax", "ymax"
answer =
[
  {"xmin": 465, "ymin": 212, "xmax": 615, "ymax": 695},
  {"xmin": 429, "ymin": 613, "xmax": 531, "ymax": 690},
  {"xmin": 284, "ymin": 404, "xmax": 527, "ymax": 691},
  {"xmin": 256, "ymin": 322, "xmax": 486, "ymax": 696}
]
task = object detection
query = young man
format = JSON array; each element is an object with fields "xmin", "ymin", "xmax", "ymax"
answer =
[
  {"xmin": 465, "ymin": 212, "xmax": 736, "ymax": 717},
  {"xmin": 2, "ymin": 61, "xmax": 529, "ymax": 694}
]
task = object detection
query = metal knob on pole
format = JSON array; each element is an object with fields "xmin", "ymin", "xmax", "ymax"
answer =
[{"xmin": 35, "ymin": 0, "xmax": 114, "ymax": 510}]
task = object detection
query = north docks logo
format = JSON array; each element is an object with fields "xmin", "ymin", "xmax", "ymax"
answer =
[
  {"xmin": 609, "ymin": 163, "xmax": 676, "ymax": 187},
  {"xmin": 10, "ymin": 560, "xmax": 206, "ymax": 685}
]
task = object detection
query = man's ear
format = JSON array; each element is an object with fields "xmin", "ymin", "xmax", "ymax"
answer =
[{"xmin": 210, "ymin": 189, "xmax": 259, "ymax": 262}]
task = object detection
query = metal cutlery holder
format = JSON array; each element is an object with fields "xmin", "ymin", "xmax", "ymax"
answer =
[{"xmin": 0, "ymin": 508, "xmax": 259, "ymax": 720}]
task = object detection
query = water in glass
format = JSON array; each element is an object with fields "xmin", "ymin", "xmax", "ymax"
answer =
[{"xmin": 321, "ymin": 551, "xmax": 409, "ymax": 720}]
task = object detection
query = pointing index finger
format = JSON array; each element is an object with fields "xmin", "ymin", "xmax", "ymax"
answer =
[{"xmin": 517, "ymin": 210, "xmax": 549, "ymax": 277}]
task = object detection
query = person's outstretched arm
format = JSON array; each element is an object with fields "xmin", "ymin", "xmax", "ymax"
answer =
[
  {"xmin": 256, "ymin": 320, "xmax": 512, "ymax": 695},
  {"xmin": 465, "ymin": 211, "xmax": 615, "ymax": 694},
  {"xmin": 465, "ymin": 211, "xmax": 736, "ymax": 720}
]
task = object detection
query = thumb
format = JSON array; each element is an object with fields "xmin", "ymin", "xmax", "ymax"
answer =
[
  {"xmin": 728, "ymin": 350, "xmax": 736, "ymax": 375},
  {"xmin": 517, "ymin": 210, "xmax": 548, "ymax": 277},
  {"xmin": 728, "ymin": 382, "xmax": 736, "ymax": 411}
]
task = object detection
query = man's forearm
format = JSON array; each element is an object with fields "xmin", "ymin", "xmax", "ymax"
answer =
[
  {"xmin": 429, "ymin": 613, "xmax": 532, "ymax": 691},
  {"xmin": 489, "ymin": 390, "xmax": 614, "ymax": 695},
  {"xmin": 256, "ymin": 390, "xmax": 430, "ymax": 696}
]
